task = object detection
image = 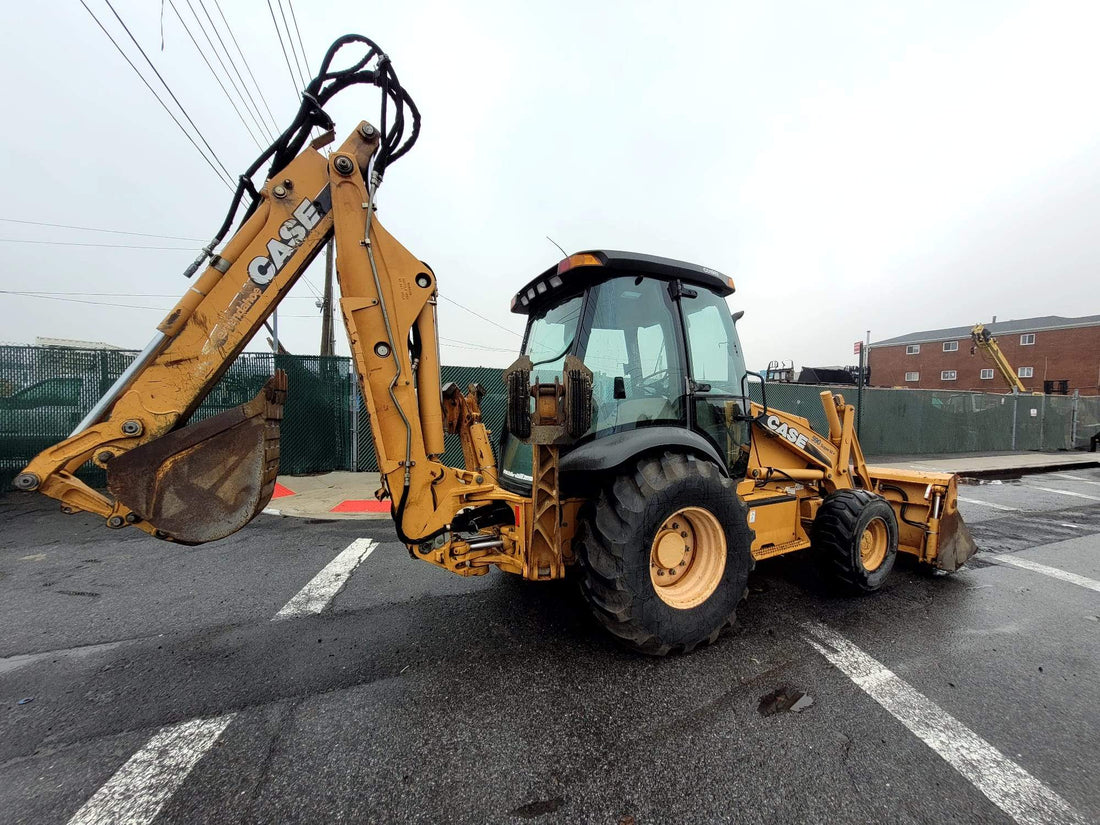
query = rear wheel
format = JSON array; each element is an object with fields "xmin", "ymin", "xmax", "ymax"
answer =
[
  {"xmin": 812, "ymin": 489, "xmax": 898, "ymax": 592},
  {"xmin": 576, "ymin": 452, "xmax": 754, "ymax": 655}
]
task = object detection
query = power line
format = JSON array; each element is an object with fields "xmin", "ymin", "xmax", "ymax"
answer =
[
  {"xmin": 166, "ymin": 0, "xmax": 265, "ymax": 151},
  {"xmin": 0, "ymin": 237, "xmax": 194, "ymax": 250},
  {"xmin": 286, "ymin": 0, "xmax": 310, "ymax": 78},
  {"xmin": 4, "ymin": 295, "xmax": 514, "ymax": 350},
  {"xmin": 79, "ymin": 0, "xmax": 233, "ymax": 191},
  {"xmin": 213, "ymin": 0, "xmax": 280, "ymax": 136},
  {"xmin": 2, "ymin": 291, "xmax": 325, "ymax": 315},
  {"xmin": 0, "ymin": 291, "xmax": 169, "ymax": 310},
  {"xmin": 277, "ymin": 0, "xmax": 308, "ymax": 88},
  {"xmin": 100, "ymin": 0, "xmax": 235, "ymax": 186},
  {"xmin": 438, "ymin": 294, "xmax": 523, "ymax": 338},
  {"xmin": 192, "ymin": 0, "xmax": 277, "ymax": 142},
  {"xmin": 266, "ymin": 0, "xmax": 302, "ymax": 95},
  {"xmin": 3, "ymin": 290, "xmax": 328, "ymax": 298},
  {"xmin": 438, "ymin": 335, "xmax": 515, "ymax": 353},
  {"xmin": 0, "ymin": 218, "xmax": 204, "ymax": 242}
]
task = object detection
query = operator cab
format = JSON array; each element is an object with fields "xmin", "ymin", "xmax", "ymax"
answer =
[{"xmin": 500, "ymin": 250, "xmax": 752, "ymax": 493}]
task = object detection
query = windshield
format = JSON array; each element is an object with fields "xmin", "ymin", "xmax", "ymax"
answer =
[
  {"xmin": 526, "ymin": 295, "xmax": 584, "ymax": 374},
  {"xmin": 499, "ymin": 295, "xmax": 583, "ymax": 487}
]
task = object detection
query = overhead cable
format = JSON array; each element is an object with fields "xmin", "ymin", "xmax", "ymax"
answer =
[
  {"xmin": 277, "ymin": 0, "xmax": 309, "ymax": 88},
  {"xmin": 101, "ymin": 0, "xmax": 235, "ymax": 185},
  {"xmin": 191, "ymin": 0, "xmax": 277, "ymax": 142},
  {"xmin": 438, "ymin": 294, "xmax": 523, "ymax": 338},
  {"xmin": 0, "ymin": 218, "xmax": 204, "ymax": 242},
  {"xmin": 79, "ymin": 0, "xmax": 233, "ymax": 191},
  {"xmin": 266, "ymin": 0, "xmax": 303, "ymax": 95},
  {"xmin": 166, "ymin": 0, "xmax": 265, "ymax": 150},
  {"xmin": 286, "ymin": 0, "xmax": 310, "ymax": 77},
  {"xmin": 213, "ymin": 0, "xmax": 280, "ymax": 135},
  {"xmin": 0, "ymin": 237, "xmax": 194, "ymax": 250}
]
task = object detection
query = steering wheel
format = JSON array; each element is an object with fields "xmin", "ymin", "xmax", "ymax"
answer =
[{"xmin": 634, "ymin": 369, "xmax": 671, "ymax": 397}]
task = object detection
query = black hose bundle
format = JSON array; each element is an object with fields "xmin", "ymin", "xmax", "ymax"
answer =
[{"xmin": 186, "ymin": 34, "xmax": 419, "ymax": 276}]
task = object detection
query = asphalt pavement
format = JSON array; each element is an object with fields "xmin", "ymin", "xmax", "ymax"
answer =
[{"xmin": 1, "ymin": 467, "xmax": 1098, "ymax": 824}]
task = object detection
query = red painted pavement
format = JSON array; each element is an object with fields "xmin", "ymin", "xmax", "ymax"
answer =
[{"xmin": 272, "ymin": 482, "xmax": 296, "ymax": 499}]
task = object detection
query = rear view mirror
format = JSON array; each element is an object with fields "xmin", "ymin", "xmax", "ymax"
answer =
[{"xmin": 740, "ymin": 370, "xmax": 768, "ymax": 417}]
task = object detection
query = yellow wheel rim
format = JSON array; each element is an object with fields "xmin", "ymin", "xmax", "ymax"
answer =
[
  {"xmin": 860, "ymin": 517, "xmax": 889, "ymax": 572},
  {"xmin": 649, "ymin": 506, "xmax": 726, "ymax": 609}
]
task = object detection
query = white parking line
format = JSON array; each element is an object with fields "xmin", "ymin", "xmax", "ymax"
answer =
[
  {"xmin": 272, "ymin": 538, "xmax": 377, "ymax": 621},
  {"xmin": 804, "ymin": 622, "xmax": 1089, "ymax": 825},
  {"xmin": 958, "ymin": 496, "xmax": 1020, "ymax": 512},
  {"xmin": 67, "ymin": 715, "xmax": 235, "ymax": 825},
  {"xmin": 995, "ymin": 556, "xmax": 1100, "ymax": 593},
  {"xmin": 1048, "ymin": 474, "xmax": 1100, "ymax": 485},
  {"xmin": 1031, "ymin": 486, "xmax": 1100, "ymax": 503}
]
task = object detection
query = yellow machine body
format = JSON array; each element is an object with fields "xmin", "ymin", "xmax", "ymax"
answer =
[
  {"xmin": 15, "ymin": 36, "xmax": 976, "ymax": 653},
  {"xmin": 738, "ymin": 392, "xmax": 974, "ymax": 571}
]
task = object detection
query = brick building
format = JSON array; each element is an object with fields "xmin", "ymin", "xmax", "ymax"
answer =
[{"xmin": 868, "ymin": 315, "xmax": 1100, "ymax": 394}]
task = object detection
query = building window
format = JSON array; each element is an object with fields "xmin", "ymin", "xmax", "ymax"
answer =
[
  {"xmin": 905, "ymin": 372, "xmax": 919, "ymax": 382},
  {"xmin": 1020, "ymin": 333, "xmax": 1035, "ymax": 346},
  {"xmin": 1018, "ymin": 366, "xmax": 1034, "ymax": 378},
  {"xmin": 943, "ymin": 341, "xmax": 958, "ymax": 352},
  {"xmin": 980, "ymin": 369, "xmax": 994, "ymax": 380},
  {"xmin": 941, "ymin": 370, "xmax": 957, "ymax": 381},
  {"xmin": 906, "ymin": 344, "xmax": 920, "ymax": 355}
]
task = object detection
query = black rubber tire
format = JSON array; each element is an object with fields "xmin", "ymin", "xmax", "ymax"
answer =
[
  {"xmin": 576, "ymin": 452, "xmax": 755, "ymax": 656},
  {"xmin": 812, "ymin": 489, "xmax": 899, "ymax": 593}
]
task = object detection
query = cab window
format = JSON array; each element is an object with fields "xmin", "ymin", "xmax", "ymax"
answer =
[{"xmin": 581, "ymin": 277, "xmax": 686, "ymax": 435}]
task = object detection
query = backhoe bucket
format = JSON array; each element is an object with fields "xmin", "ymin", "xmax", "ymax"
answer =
[{"xmin": 107, "ymin": 372, "xmax": 287, "ymax": 545}]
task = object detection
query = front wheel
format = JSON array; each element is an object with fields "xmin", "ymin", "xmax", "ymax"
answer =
[
  {"xmin": 812, "ymin": 489, "xmax": 899, "ymax": 593},
  {"xmin": 576, "ymin": 452, "xmax": 755, "ymax": 655}
]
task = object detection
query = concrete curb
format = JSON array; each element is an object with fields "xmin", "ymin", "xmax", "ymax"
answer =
[{"xmin": 265, "ymin": 453, "xmax": 1100, "ymax": 521}]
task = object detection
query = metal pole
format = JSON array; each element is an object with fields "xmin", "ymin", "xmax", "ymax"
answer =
[
  {"xmin": 320, "ymin": 239, "xmax": 336, "ymax": 357},
  {"xmin": 1011, "ymin": 394, "xmax": 1017, "ymax": 450},
  {"xmin": 1071, "ymin": 390, "xmax": 1079, "ymax": 449},
  {"xmin": 1039, "ymin": 393, "xmax": 1046, "ymax": 451},
  {"xmin": 272, "ymin": 309, "xmax": 279, "ymax": 355},
  {"xmin": 349, "ymin": 379, "xmax": 360, "ymax": 471},
  {"xmin": 857, "ymin": 344, "xmax": 865, "ymax": 437}
]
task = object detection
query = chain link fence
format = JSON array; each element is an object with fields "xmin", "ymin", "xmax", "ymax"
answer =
[
  {"xmin": 750, "ymin": 381, "xmax": 1100, "ymax": 455},
  {"xmin": 352, "ymin": 365, "xmax": 506, "ymax": 471},
  {"xmin": 3, "ymin": 344, "xmax": 1098, "ymax": 488},
  {"xmin": 0, "ymin": 345, "xmax": 359, "ymax": 488}
]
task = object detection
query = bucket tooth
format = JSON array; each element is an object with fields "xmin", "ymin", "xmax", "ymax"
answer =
[{"xmin": 107, "ymin": 371, "xmax": 287, "ymax": 544}]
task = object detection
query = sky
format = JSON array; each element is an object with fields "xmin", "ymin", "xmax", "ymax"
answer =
[{"xmin": 1, "ymin": 0, "xmax": 1098, "ymax": 370}]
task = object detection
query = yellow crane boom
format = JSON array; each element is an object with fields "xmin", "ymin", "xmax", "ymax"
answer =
[{"xmin": 970, "ymin": 323, "xmax": 1028, "ymax": 393}]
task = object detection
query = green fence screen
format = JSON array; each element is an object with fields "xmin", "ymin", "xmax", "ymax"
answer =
[
  {"xmin": 2, "ymin": 344, "xmax": 1098, "ymax": 489},
  {"xmin": 0, "ymin": 346, "xmax": 358, "ymax": 488}
]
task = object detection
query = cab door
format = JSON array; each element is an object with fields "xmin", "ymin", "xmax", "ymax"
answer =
[{"xmin": 677, "ymin": 286, "xmax": 751, "ymax": 477}]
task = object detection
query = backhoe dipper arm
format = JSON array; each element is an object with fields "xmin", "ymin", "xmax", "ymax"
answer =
[
  {"xmin": 17, "ymin": 123, "xmax": 515, "ymax": 558},
  {"xmin": 15, "ymin": 133, "xmax": 352, "ymax": 532}
]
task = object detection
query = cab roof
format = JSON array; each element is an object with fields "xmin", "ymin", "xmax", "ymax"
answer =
[{"xmin": 510, "ymin": 249, "xmax": 734, "ymax": 315}]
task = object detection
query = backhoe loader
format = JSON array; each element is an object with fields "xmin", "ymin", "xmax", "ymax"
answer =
[{"xmin": 14, "ymin": 35, "xmax": 976, "ymax": 654}]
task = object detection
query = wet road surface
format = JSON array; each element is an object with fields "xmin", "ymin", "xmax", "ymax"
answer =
[{"xmin": 1, "ymin": 467, "xmax": 1097, "ymax": 824}]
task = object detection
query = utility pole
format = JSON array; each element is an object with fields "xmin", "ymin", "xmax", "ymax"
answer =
[
  {"xmin": 319, "ymin": 239, "xmax": 336, "ymax": 357},
  {"xmin": 856, "ymin": 330, "xmax": 869, "ymax": 437}
]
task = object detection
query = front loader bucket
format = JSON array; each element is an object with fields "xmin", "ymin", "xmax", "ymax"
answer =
[
  {"xmin": 107, "ymin": 371, "xmax": 287, "ymax": 545},
  {"xmin": 932, "ymin": 477, "xmax": 978, "ymax": 572},
  {"xmin": 870, "ymin": 468, "xmax": 978, "ymax": 572}
]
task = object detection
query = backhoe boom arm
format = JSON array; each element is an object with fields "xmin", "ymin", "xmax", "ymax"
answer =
[{"xmin": 16, "ymin": 123, "xmax": 516, "ymax": 564}]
